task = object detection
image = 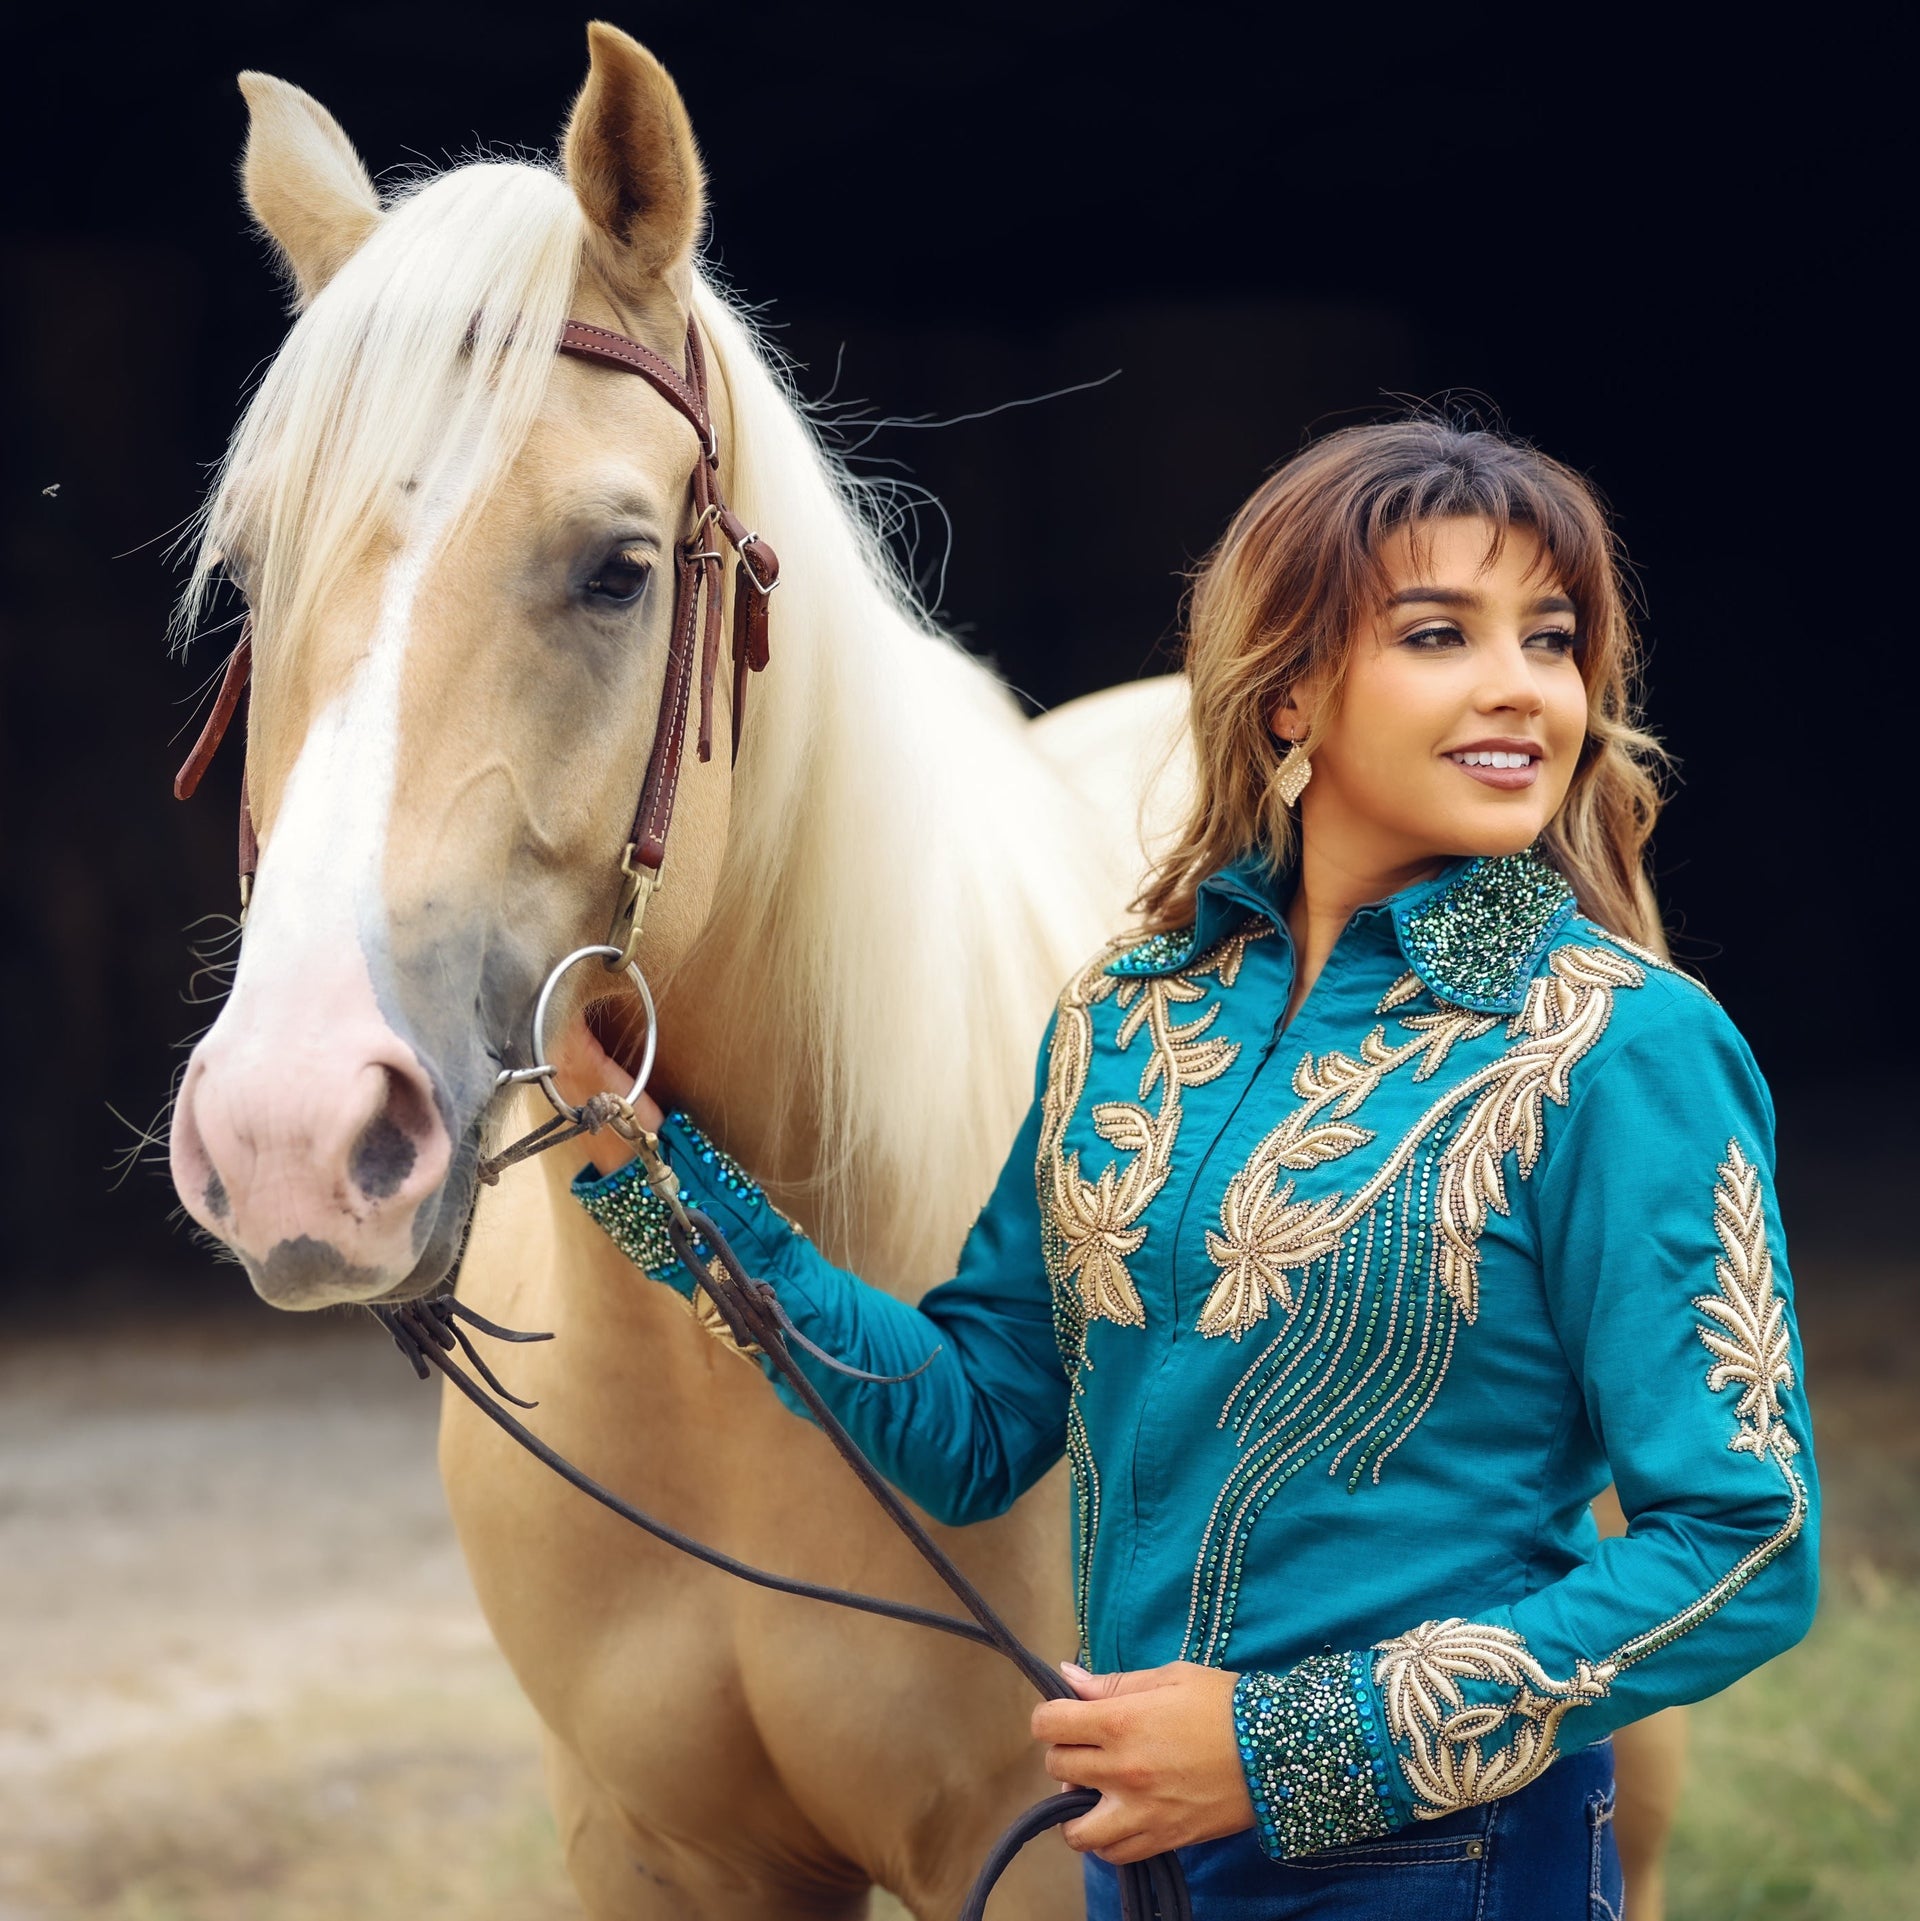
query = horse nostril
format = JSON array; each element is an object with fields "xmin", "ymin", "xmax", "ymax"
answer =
[
  {"xmin": 350, "ymin": 1112, "xmax": 418, "ymax": 1200},
  {"xmin": 349, "ymin": 1063, "xmax": 440, "ymax": 1202},
  {"xmin": 204, "ymin": 1171, "xmax": 230, "ymax": 1218}
]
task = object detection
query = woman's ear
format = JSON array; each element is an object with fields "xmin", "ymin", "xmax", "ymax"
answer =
[{"xmin": 1268, "ymin": 689, "xmax": 1313, "ymax": 744}]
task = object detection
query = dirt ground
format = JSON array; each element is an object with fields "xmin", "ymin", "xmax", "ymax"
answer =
[
  {"xmin": 1, "ymin": 1243, "xmax": 1912, "ymax": 1920},
  {"xmin": 0, "ymin": 1310, "xmax": 582, "ymax": 1920}
]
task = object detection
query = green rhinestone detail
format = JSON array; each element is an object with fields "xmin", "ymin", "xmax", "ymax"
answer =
[
  {"xmin": 1395, "ymin": 850, "xmax": 1575, "ymax": 1011},
  {"xmin": 572, "ymin": 1115, "xmax": 769, "ymax": 1283},
  {"xmin": 574, "ymin": 1158, "xmax": 694, "ymax": 1283},
  {"xmin": 1106, "ymin": 924, "xmax": 1201, "ymax": 977},
  {"xmin": 1234, "ymin": 1654, "xmax": 1395, "ymax": 1861}
]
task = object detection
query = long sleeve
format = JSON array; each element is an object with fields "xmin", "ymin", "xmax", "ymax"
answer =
[
  {"xmin": 1233, "ymin": 984, "xmax": 1820, "ymax": 1858},
  {"xmin": 572, "ymin": 1031, "xmax": 1070, "ymax": 1527}
]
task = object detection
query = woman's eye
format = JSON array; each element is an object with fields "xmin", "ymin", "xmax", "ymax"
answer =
[
  {"xmin": 1401, "ymin": 624, "xmax": 1464, "ymax": 650},
  {"xmin": 584, "ymin": 551, "xmax": 652, "ymax": 606},
  {"xmin": 1525, "ymin": 627, "xmax": 1582, "ymax": 655}
]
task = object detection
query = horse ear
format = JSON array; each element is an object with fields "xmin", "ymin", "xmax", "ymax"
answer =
[
  {"xmin": 237, "ymin": 72, "xmax": 381, "ymax": 308},
  {"xmin": 562, "ymin": 23, "xmax": 706, "ymax": 297}
]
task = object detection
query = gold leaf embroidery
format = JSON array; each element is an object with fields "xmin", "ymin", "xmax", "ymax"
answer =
[
  {"xmin": 1039, "ymin": 920, "xmax": 1266, "ymax": 1662},
  {"xmin": 1599, "ymin": 1141, "xmax": 1810, "ymax": 1671},
  {"xmin": 1377, "ymin": 969, "xmax": 1424, "ymax": 1012},
  {"xmin": 1373, "ymin": 1619, "xmax": 1614, "ymax": 1819},
  {"xmin": 1370, "ymin": 1137, "xmax": 1812, "ymax": 1820},
  {"xmin": 686, "ymin": 1261, "xmax": 763, "ymax": 1361},
  {"xmin": 1038, "ymin": 923, "xmax": 1265, "ymax": 1336},
  {"xmin": 1198, "ymin": 946, "xmax": 1638, "ymax": 1341},
  {"xmin": 1274, "ymin": 1122, "xmax": 1375, "ymax": 1170},
  {"xmin": 1695, "ymin": 1141, "xmax": 1798, "ymax": 1462},
  {"xmin": 1200, "ymin": 1170, "xmax": 1345, "ymax": 1331}
]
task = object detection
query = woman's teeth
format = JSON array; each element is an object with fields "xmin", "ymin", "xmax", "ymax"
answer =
[{"xmin": 1450, "ymin": 750, "xmax": 1534, "ymax": 768}]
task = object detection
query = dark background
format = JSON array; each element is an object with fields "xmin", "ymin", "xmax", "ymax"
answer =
[{"xmin": 0, "ymin": 3, "xmax": 1906, "ymax": 1303}]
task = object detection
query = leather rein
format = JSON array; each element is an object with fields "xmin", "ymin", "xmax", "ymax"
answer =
[{"xmin": 172, "ymin": 314, "xmax": 1191, "ymax": 1921}]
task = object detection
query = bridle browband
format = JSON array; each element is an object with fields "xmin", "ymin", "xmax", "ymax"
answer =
[
  {"xmin": 172, "ymin": 311, "xmax": 1190, "ymax": 1921},
  {"xmin": 174, "ymin": 312, "xmax": 780, "ymax": 970}
]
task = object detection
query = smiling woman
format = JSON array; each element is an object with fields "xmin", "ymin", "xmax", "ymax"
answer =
[{"xmin": 566, "ymin": 414, "xmax": 1818, "ymax": 1919}]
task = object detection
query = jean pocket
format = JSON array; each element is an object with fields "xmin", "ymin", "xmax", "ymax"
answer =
[
  {"xmin": 1292, "ymin": 1831, "xmax": 1490, "ymax": 1872},
  {"xmin": 1587, "ymin": 1785, "xmax": 1623, "ymax": 1921}
]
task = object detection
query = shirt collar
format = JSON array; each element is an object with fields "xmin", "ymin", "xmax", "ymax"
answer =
[{"xmin": 1108, "ymin": 847, "xmax": 1577, "ymax": 1013}]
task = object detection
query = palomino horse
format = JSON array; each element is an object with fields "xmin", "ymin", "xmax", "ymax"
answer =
[
  {"xmin": 169, "ymin": 23, "xmax": 1176, "ymax": 1917},
  {"xmin": 167, "ymin": 24, "xmax": 1682, "ymax": 1917}
]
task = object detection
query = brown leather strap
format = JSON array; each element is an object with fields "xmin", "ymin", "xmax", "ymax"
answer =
[
  {"xmin": 564, "ymin": 314, "xmax": 779, "ymax": 962},
  {"xmin": 174, "ymin": 624, "xmax": 252, "ymax": 801},
  {"xmin": 374, "ymin": 1193, "xmax": 1194, "ymax": 1921},
  {"xmin": 557, "ymin": 320, "xmax": 710, "ymax": 446},
  {"xmin": 632, "ymin": 534, "xmax": 704, "ymax": 871},
  {"xmin": 178, "ymin": 317, "xmax": 781, "ymax": 946},
  {"xmin": 237, "ymin": 767, "xmax": 259, "ymax": 907},
  {"xmin": 175, "ymin": 622, "xmax": 259, "ymax": 908}
]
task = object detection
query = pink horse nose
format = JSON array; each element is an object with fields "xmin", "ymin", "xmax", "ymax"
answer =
[{"xmin": 171, "ymin": 1014, "xmax": 452, "ymax": 1307}]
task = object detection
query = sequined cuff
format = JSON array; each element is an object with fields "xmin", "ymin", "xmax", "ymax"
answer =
[
  {"xmin": 573, "ymin": 1153, "xmax": 699, "ymax": 1294},
  {"xmin": 571, "ymin": 1114, "xmax": 784, "ymax": 1294},
  {"xmin": 1233, "ymin": 1654, "xmax": 1399, "ymax": 1861}
]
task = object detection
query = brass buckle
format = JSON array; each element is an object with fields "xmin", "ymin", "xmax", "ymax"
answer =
[{"xmin": 604, "ymin": 843, "xmax": 660, "ymax": 972}]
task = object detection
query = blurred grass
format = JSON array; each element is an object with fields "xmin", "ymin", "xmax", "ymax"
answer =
[{"xmin": 1667, "ymin": 1562, "xmax": 1917, "ymax": 1921}]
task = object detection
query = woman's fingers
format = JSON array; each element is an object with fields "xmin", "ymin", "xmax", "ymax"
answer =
[
  {"xmin": 548, "ymin": 1020, "xmax": 659, "ymax": 1172},
  {"xmin": 1059, "ymin": 1794, "xmax": 1144, "ymax": 1859},
  {"xmin": 1043, "ymin": 1741, "xmax": 1109, "ymax": 1786},
  {"xmin": 1031, "ymin": 1697, "xmax": 1114, "ymax": 1744}
]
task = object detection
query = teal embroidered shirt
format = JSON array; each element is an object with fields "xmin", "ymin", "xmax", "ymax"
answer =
[{"xmin": 574, "ymin": 850, "xmax": 1818, "ymax": 1856}]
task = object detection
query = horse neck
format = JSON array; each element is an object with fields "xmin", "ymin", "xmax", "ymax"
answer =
[{"xmin": 652, "ymin": 302, "xmax": 1119, "ymax": 1294}]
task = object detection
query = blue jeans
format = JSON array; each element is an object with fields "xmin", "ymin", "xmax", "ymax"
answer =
[{"xmin": 1084, "ymin": 1741, "xmax": 1621, "ymax": 1920}]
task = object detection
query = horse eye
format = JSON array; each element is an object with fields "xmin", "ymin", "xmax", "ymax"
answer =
[{"xmin": 585, "ymin": 550, "xmax": 652, "ymax": 606}]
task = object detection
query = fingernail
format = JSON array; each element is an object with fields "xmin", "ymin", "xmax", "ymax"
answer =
[{"xmin": 1060, "ymin": 1661, "xmax": 1092, "ymax": 1680}]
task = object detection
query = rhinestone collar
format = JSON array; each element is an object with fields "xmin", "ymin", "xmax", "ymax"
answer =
[
  {"xmin": 1391, "ymin": 851, "xmax": 1577, "ymax": 1011},
  {"xmin": 1109, "ymin": 848, "xmax": 1575, "ymax": 1012}
]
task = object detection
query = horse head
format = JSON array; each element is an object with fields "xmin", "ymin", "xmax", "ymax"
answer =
[{"xmin": 169, "ymin": 27, "xmax": 741, "ymax": 1308}]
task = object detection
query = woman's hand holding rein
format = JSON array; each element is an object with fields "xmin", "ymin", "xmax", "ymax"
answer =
[
  {"xmin": 1034, "ymin": 1660, "xmax": 1254, "ymax": 1864},
  {"xmin": 550, "ymin": 1019, "xmax": 664, "ymax": 1173}
]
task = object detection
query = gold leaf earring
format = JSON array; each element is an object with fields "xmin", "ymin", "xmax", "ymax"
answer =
[{"xmin": 1276, "ymin": 738, "xmax": 1313, "ymax": 807}]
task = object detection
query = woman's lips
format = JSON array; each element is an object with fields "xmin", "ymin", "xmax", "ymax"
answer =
[{"xmin": 1447, "ymin": 752, "xmax": 1541, "ymax": 791}]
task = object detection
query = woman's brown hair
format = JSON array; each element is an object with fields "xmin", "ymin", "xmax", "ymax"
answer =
[{"xmin": 1136, "ymin": 415, "xmax": 1670, "ymax": 951}]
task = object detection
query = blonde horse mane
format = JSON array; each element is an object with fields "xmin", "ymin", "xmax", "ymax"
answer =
[
  {"xmin": 179, "ymin": 152, "xmax": 1120, "ymax": 1279},
  {"xmin": 687, "ymin": 288, "xmax": 1118, "ymax": 1268}
]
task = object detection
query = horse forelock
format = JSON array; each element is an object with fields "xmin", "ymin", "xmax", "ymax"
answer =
[{"xmin": 178, "ymin": 159, "xmax": 587, "ymax": 664}]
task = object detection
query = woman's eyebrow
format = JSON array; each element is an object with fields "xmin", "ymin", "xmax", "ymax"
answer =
[
  {"xmin": 1387, "ymin": 585, "xmax": 1478, "ymax": 607},
  {"xmin": 1386, "ymin": 586, "xmax": 1578, "ymax": 616}
]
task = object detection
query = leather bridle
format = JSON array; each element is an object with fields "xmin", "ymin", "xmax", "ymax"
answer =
[
  {"xmin": 173, "ymin": 313, "xmax": 1191, "ymax": 1921},
  {"xmin": 174, "ymin": 313, "xmax": 779, "ymax": 974}
]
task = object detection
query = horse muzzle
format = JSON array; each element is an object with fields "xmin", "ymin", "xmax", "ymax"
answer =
[{"xmin": 169, "ymin": 962, "xmax": 461, "ymax": 1309}]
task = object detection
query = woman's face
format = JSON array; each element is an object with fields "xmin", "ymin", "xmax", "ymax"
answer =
[{"xmin": 1280, "ymin": 516, "xmax": 1589, "ymax": 872}]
